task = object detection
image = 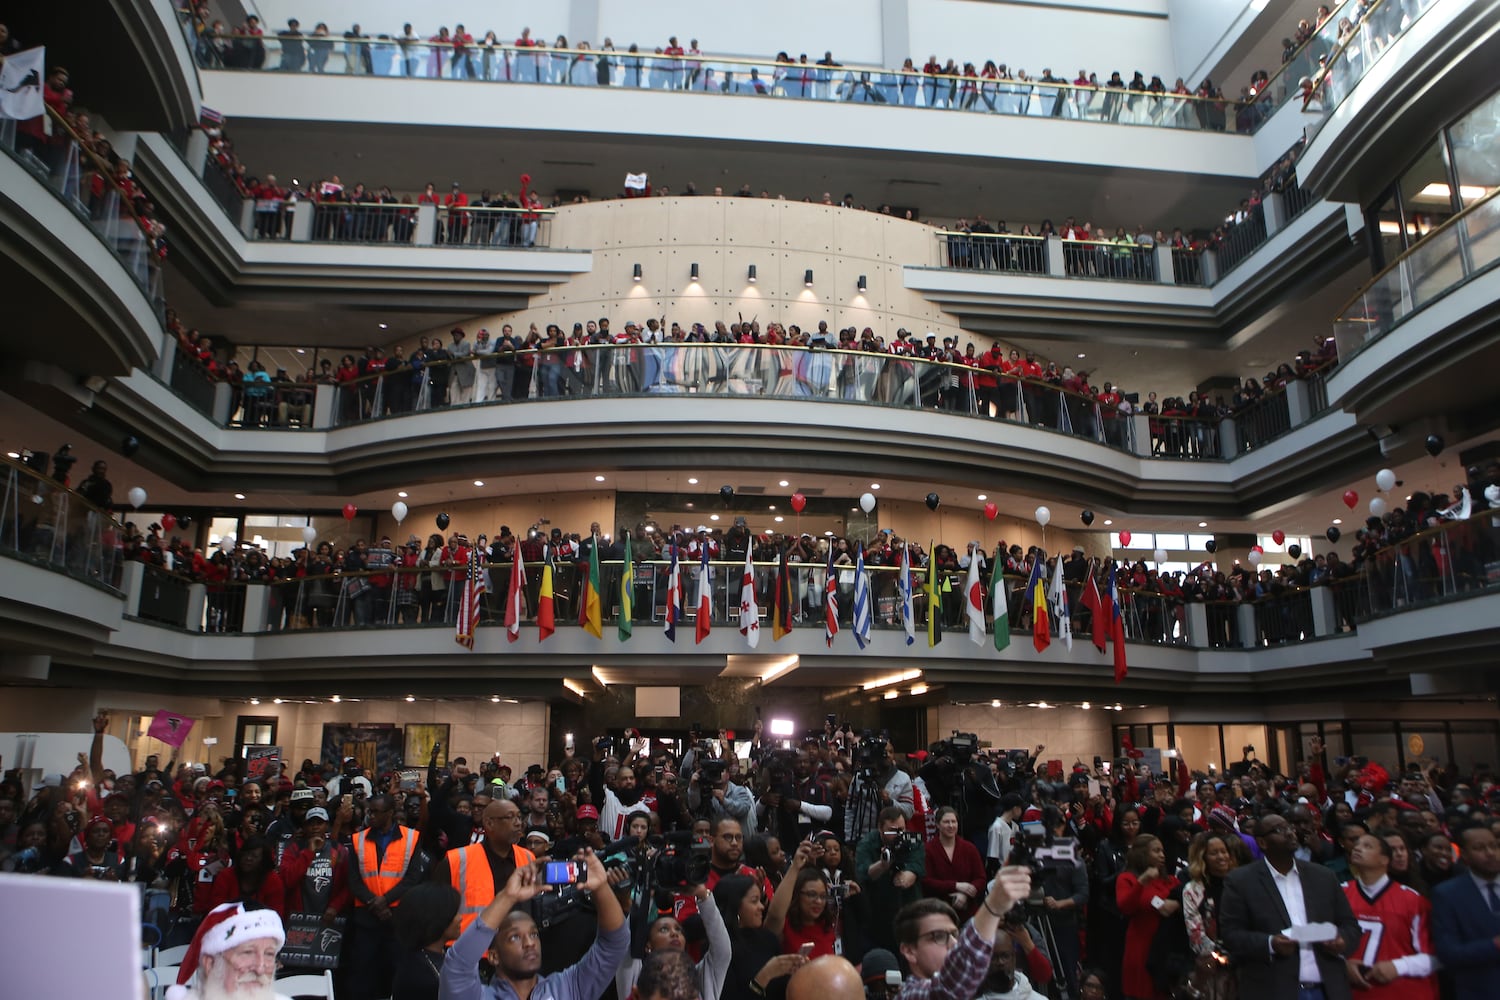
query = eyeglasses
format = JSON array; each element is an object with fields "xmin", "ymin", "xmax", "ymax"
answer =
[
  {"xmin": 799, "ymin": 889, "xmax": 828, "ymax": 899},
  {"xmin": 917, "ymin": 929, "xmax": 958, "ymax": 946}
]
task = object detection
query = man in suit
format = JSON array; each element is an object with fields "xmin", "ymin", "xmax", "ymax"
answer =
[
  {"xmin": 1431, "ymin": 823, "xmax": 1500, "ymax": 996},
  {"xmin": 1220, "ymin": 812, "xmax": 1359, "ymax": 999}
]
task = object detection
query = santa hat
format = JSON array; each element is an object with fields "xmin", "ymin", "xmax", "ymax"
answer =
[{"xmin": 166, "ymin": 902, "xmax": 284, "ymax": 1000}]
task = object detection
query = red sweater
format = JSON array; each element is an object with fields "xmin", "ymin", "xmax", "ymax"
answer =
[
  {"xmin": 209, "ymin": 867, "xmax": 286, "ymax": 921},
  {"xmin": 1117, "ymin": 871, "xmax": 1179, "ymax": 1000},
  {"xmin": 920, "ymin": 836, "xmax": 987, "ymax": 920}
]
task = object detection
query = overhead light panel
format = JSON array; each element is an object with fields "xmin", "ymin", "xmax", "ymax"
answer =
[{"xmin": 862, "ymin": 668, "xmax": 921, "ymax": 691}]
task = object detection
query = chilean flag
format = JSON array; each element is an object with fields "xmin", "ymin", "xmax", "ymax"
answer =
[{"xmin": 694, "ymin": 543, "xmax": 712, "ymax": 644}]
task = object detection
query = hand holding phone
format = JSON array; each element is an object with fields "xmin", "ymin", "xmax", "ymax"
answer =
[
  {"xmin": 798, "ymin": 942, "xmax": 814, "ymax": 958},
  {"xmin": 543, "ymin": 860, "xmax": 580, "ymax": 885}
]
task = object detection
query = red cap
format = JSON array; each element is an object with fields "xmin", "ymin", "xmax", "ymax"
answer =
[{"xmin": 575, "ymin": 805, "xmax": 600, "ymax": 820}]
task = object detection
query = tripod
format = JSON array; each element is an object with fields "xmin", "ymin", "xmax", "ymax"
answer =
[{"xmin": 845, "ymin": 771, "xmax": 884, "ymax": 844}]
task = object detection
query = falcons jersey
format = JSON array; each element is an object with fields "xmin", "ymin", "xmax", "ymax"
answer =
[{"xmin": 1342, "ymin": 877, "xmax": 1437, "ymax": 1000}]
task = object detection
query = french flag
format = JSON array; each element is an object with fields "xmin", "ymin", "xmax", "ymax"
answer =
[{"xmin": 694, "ymin": 543, "xmax": 712, "ymax": 643}]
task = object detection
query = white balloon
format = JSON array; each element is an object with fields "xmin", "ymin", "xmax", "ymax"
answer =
[
  {"xmin": 1247, "ymin": 549, "xmax": 1262, "ymax": 565},
  {"xmin": 391, "ymin": 501, "xmax": 409, "ymax": 524},
  {"xmin": 219, "ymin": 535, "xmax": 235, "ymax": 552},
  {"xmin": 1034, "ymin": 505, "xmax": 1051, "ymax": 527},
  {"xmin": 1369, "ymin": 496, "xmax": 1388, "ymax": 517},
  {"xmin": 1375, "ymin": 468, "xmax": 1397, "ymax": 493},
  {"xmin": 301, "ymin": 525, "xmax": 318, "ymax": 545},
  {"xmin": 859, "ymin": 492, "xmax": 876, "ymax": 513},
  {"xmin": 1153, "ymin": 548, "xmax": 1168, "ymax": 564},
  {"xmin": 127, "ymin": 486, "xmax": 147, "ymax": 510}
]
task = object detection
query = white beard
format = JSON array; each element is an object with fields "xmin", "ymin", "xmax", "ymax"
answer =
[{"xmin": 196, "ymin": 971, "xmax": 278, "ymax": 1000}]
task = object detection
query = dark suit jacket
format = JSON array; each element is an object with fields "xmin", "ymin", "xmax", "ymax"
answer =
[
  {"xmin": 1219, "ymin": 859, "xmax": 1359, "ymax": 1000},
  {"xmin": 1431, "ymin": 871, "xmax": 1500, "ymax": 997}
]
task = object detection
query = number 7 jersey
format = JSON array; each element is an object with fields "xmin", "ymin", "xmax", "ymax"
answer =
[{"xmin": 1343, "ymin": 877, "xmax": 1438, "ymax": 1000}]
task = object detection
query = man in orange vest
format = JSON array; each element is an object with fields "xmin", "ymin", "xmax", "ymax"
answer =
[
  {"xmin": 345, "ymin": 793, "xmax": 418, "ymax": 999},
  {"xmin": 439, "ymin": 797, "xmax": 537, "ymax": 935}
]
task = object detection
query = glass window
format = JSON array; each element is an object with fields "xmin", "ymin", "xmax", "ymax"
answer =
[
  {"xmin": 1450, "ymin": 725, "xmax": 1498, "ymax": 774},
  {"xmin": 1111, "ymin": 532, "xmax": 1151, "ymax": 549},
  {"xmin": 1448, "ymin": 90, "xmax": 1500, "ymax": 207},
  {"xmin": 1154, "ymin": 533, "xmax": 1186, "ymax": 550},
  {"xmin": 1187, "ymin": 533, "xmax": 1215, "ymax": 550},
  {"xmin": 1350, "ymin": 723, "xmax": 1399, "ymax": 772},
  {"xmin": 1397, "ymin": 138, "xmax": 1457, "ymax": 246}
]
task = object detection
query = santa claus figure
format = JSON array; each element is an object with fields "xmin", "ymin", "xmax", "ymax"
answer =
[{"xmin": 166, "ymin": 902, "xmax": 286, "ymax": 1000}]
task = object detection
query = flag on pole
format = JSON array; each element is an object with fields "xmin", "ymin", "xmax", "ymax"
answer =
[
  {"xmin": 1109, "ymin": 564, "xmax": 1128, "ymax": 682},
  {"xmin": 852, "ymin": 547, "xmax": 871, "ymax": 649},
  {"xmin": 1027, "ymin": 557, "xmax": 1050, "ymax": 653},
  {"xmin": 964, "ymin": 548, "xmax": 986, "ymax": 646},
  {"xmin": 1082, "ymin": 563, "xmax": 1107, "ymax": 652},
  {"xmin": 990, "ymin": 549, "xmax": 1010, "ymax": 652},
  {"xmin": 824, "ymin": 545, "xmax": 840, "ymax": 647},
  {"xmin": 579, "ymin": 535, "xmax": 603, "ymax": 639},
  {"xmin": 899, "ymin": 545, "xmax": 916, "ymax": 646},
  {"xmin": 537, "ymin": 551, "xmax": 556, "ymax": 642},
  {"xmin": 739, "ymin": 547, "xmax": 760, "ymax": 648},
  {"xmin": 694, "ymin": 543, "xmax": 712, "ymax": 644},
  {"xmin": 0, "ymin": 48, "xmax": 46, "ymax": 121},
  {"xmin": 455, "ymin": 543, "xmax": 485, "ymax": 649},
  {"xmin": 618, "ymin": 534, "xmax": 635, "ymax": 642},
  {"xmin": 925, "ymin": 543, "xmax": 942, "ymax": 647},
  {"xmin": 771, "ymin": 544, "xmax": 794, "ymax": 641},
  {"xmin": 1049, "ymin": 554, "xmax": 1072, "ymax": 650},
  {"xmin": 663, "ymin": 543, "xmax": 683, "ymax": 642},
  {"xmin": 147, "ymin": 709, "xmax": 195, "ymax": 748},
  {"xmin": 505, "ymin": 546, "xmax": 526, "ymax": 643}
]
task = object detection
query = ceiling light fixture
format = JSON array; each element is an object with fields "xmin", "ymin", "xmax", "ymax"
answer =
[
  {"xmin": 632, "ymin": 263, "xmax": 642, "ymax": 282},
  {"xmin": 747, "ymin": 264, "xmax": 757, "ymax": 283},
  {"xmin": 594, "ymin": 475, "xmax": 606, "ymax": 482},
  {"xmin": 405, "ymin": 695, "xmax": 415, "ymax": 702},
  {"xmin": 779, "ymin": 480, "xmax": 789, "ymax": 487},
  {"xmin": 690, "ymin": 262, "xmax": 700, "ymax": 282},
  {"xmin": 249, "ymin": 697, "xmax": 259, "ymax": 705},
  {"xmin": 710, "ymin": 514, "xmax": 720, "ymax": 521},
  {"xmin": 774, "ymin": 516, "xmax": 784, "ymax": 522},
  {"xmin": 378, "ymin": 322, "xmax": 388, "ymax": 330},
  {"xmin": 1076, "ymin": 352, "xmax": 1086, "ymax": 359},
  {"xmin": 870, "ymin": 483, "xmax": 880, "ymax": 490},
  {"xmin": 883, "ymin": 690, "xmax": 898, "ymax": 700},
  {"xmin": 564, "ymin": 677, "xmax": 591, "ymax": 697},
  {"xmin": 1104, "ymin": 519, "xmax": 1113, "ymax": 526},
  {"xmin": 491, "ymin": 695, "xmax": 501, "ymax": 703},
  {"xmin": 234, "ymin": 493, "xmax": 246, "ymax": 500},
  {"xmin": 1198, "ymin": 522, "xmax": 1208, "ymax": 528},
  {"xmin": 397, "ymin": 491, "xmax": 408, "ymax": 498},
  {"xmin": 474, "ymin": 480, "xmax": 485, "ymax": 487},
  {"xmin": 862, "ymin": 668, "xmax": 922, "ymax": 691},
  {"xmin": 330, "ymin": 695, "xmax": 341, "ymax": 703},
  {"xmin": 687, "ymin": 477, "xmax": 699, "ymax": 485},
  {"xmin": 1332, "ymin": 518, "xmax": 1343, "ymax": 525},
  {"xmin": 273, "ymin": 698, "xmax": 283, "ymax": 704},
  {"xmin": 977, "ymin": 494, "xmax": 987, "ymax": 501},
  {"xmin": 1081, "ymin": 701, "xmax": 1091, "ymax": 710},
  {"xmin": 909, "ymin": 684, "xmax": 928, "ymax": 695},
  {"xmin": 991, "ymin": 699, "xmax": 1001, "ymax": 708}
]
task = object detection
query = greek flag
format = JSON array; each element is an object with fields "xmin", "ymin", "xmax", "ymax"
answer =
[{"xmin": 852, "ymin": 547, "xmax": 871, "ymax": 649}]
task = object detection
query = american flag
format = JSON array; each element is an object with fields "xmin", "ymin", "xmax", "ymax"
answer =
[{"xmin": 455, "ymin": 541, "xmax": 485, "ymax": 649}]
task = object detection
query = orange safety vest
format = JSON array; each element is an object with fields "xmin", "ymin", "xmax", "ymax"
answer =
[
  {"xmin": 448, "ymin": 841, "xmax": 537, "ymax": 933},
  {"xmin": 353, "ymin": 825, "xmax": 417, "ymax": 906}
]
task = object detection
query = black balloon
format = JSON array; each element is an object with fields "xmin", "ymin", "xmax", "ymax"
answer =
[
  {"xmin": 719, "ymin": 485, "xmax": 734, "ymax": 502},
  {"xmin": 1288, "ymin": 543, "xmax": 1302, "ymax": 559},
  {"xmin": 1425, "ymin": 434, "xmax": 1444, "ymax": 457},
  {"xmin": 1204, "ymin": 539, "xmax": 1217, "ymax": 554},
  {"xmin": 177, "ymin": 514, "xmax": 192, "ymax": 528},
  {"xmin": 1326, "ymin": 526, "xmax": 1341, "ymax": 543},
  {"xmin": 436, "ymin": 512, "xmax": 450, "ymax": 530},
  {"xmin": 1081, "ymin": 510, "xmax": 1095, "ymax": 526},
  {"xmin": 121, "ymin": 434, "xmax": 140, "ymax": 457},
  {"xmin": 925, "ymin": 492, "xmax": 941, "ymax": 511}
]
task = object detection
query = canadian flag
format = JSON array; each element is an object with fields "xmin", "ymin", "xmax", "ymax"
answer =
[{"xmin": 739, "ymin": 548, "xmax": 760, "ymax": 648}]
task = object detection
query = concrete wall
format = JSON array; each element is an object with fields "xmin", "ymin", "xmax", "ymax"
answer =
[{"xmin": 933, "ymin": 702, "xmax": 1116, "ymax": 765}]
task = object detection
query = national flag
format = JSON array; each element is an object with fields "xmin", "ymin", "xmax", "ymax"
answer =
[
  {"xmin": 146, "ymin": 710, "xmax": 195, "ymax": 748},
  {"xmin": 1109, "ymin": 565, "xmax": 1128, "ymax": 683},
  {"xmin": 663, "ymin": 543, "xmax": 683, "ymax": 642},
  {"xmin": 694, "ymin": 543, "xmax": 712, "ymax": 644},
  {"xmin": 198, "ymin": 104, "xmax": 224, "ymax": 127},
  {"xmin": 0, "ymin": 48, "xmax": 46, "ymax": 121},
  {"xmin": 771, "ymin": 544, "xmax": 793, "ymax": 641},
  {"xmin": 1082, "ymin": 564, "xmax": 1107, "ymax": 652},
  {"xmin": 618, "ymin": 534, "xmax": 635, "ymax": 641},
  {"xmin": 1027, "ymin": 558, "xmax": 1050, "ymax": 653},
  {"xmin": 899, "ymin": 545, "xmax": 916, "ymax": 646},
  {"xmin": 739, "ymin": 547, "xmax": 760, "ymax": 648},
  {"xmin": 824, "ymin": 545, "xmax": 839, "ymax": 647},
  {"xmin": 537, "ymin": 553, "xmax": 555, "ymax": 642},
  {"xmin": 454, "ymin": 543, "xmax": 485, "ymax": 650},
  {"xmin": 990, "ymin": 549, "xmax": 1010, "ymax": 652},
  {"xmin": 851, "ymin": 547, "xmax": 871, "ymax": 649},
  {"xmin": 504, "ymin": 546, "xmax": 526, "ymax": 643},
  {"xmin": 1049, "ymin": 554, "xmax": 1072, "ymax": 650},
  {"xmin": 925, "ymin": 543, "xmax": 942, "ymax": 648},
  {"xmin": 579, "ymin": 534, "xmax": 603, "ymax": 639},
  {"xmin": 964, "ymin": 548, "xmax": 985, "ymax": 646}
]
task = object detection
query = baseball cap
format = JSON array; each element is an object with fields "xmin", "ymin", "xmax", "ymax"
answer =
[
  {"xmin": 32, "ymin": 774, "xmax": 62, "ymax": 791},
  {"xmin": 305, "ymin": 807, "xmax": 330, "ymax": 822},
  {"xmin": 290, "ymin": 788, "xmax": 315, "ymax": 803},
  {"xmin": 576, "ymin": 805, "xmax": 600, "ymax": 821}
]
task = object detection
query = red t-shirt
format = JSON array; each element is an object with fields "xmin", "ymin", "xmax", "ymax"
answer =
[{"xmin": 782, "ymin": 919, "xmax": 837, "ymax": 959}]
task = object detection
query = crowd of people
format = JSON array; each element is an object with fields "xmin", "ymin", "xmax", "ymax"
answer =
[{"xmin": 13, "ymin": 707, "xmax": 1500, "ymax": 1000}]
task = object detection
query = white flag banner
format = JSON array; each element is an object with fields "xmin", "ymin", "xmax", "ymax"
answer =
[
  {"xmin": 739, "ymin": 547, "xmax": 760, "ymax": 648},
  {"xmin": 624, "ymin": 172, "xmax": 649, "ymax": 191},
  {"xmin": 1050, "ymin": 554, "xmax": 1073, "ymax": 650},
  {"xmin": 0, "ymin": 47, "xmax": 46, "ymax": 121}
]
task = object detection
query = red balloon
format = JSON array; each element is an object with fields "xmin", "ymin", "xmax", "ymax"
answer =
[
  {"xmin": 790, "ymin": 493, "xmax": 807, "ymax": 513},
  {"xmin": 1118, "ymin": 530, "xmax": 1132, "ymax": 547},
  {"xmin": 1342, "ymin": 489, "xmax": 1358, "ymax": 510},
  {"xmin": 161, "ymin": 513, "xmax": 176, "ymax": 532},
  {"xmin": 983, "ymin": 502, "xmax": 998, "ymax": 521},
  {"xmin": 1252, "ymin": 545, "xmax": 1264, "ymax": 554},
  {"xmin": 723, "ymin": 729, "xmax": 735, "ymax": 741},
  {"xmin": 1271, "ymin": 530, "xmax": 1285, "ymax": 546},
  {"xmin": 342, "ymin": 503, "xmax": 358, "ymax": 521}
]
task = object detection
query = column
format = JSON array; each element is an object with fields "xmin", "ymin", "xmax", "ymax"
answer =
[
  {"xmin": 880, "ymin": 0, "xmax": 911, "ymax": 70},
  {"xmin": 415, "ymin": 203, "xmax": 437, "ymax": 246},
  {"xmin": 1155, "ymin": 245, "xmax": 1175, "ymax": 284},
  {"xmin": 153, "ymin": 334, "xmax": 178, "ymax": 382},
  {"xmin": 290, "ymin": 202, "xmax": 313, "ymax": 241},
  {"xmin": 212, "ymin": 382, "xmax": 233, "ymax": 426},
  {"xmin": 1185, "ymin": 602, "xmax": 1209, "ymax": 647},
  {"xmin": 1199, "ymin": 250, "xmax": 1219, "ymax": 285},
  {"xmin": 184, "ymin": 130, "xmax": 210, "ymax": 177},
  {"xmin": 312, "ymin": 384, "xmax": 336, "ymax": 429},
  {"xmin": 1131, "ymin": 414, "xmax": 1151, "ymax": 457},
  {"xmin": 1044, "ymin": 236, "xmax": 1065, "ymax": 277},
  {"xmin": 1264, "ymin": 192, "xmax": 1285, "ymax": 237},
  {"xmin": 1237, "ymin": 604, "xmax": 1257, "ymax": 649},
  {"xmin": 239, "ymin": 199, "xmax": 257, "ymax": 239},
  {"xmin": 1309, "ymin": 586, "xmax": 1337, "ymax": 638},
  {"xmin": 120, "ymin": 561, "xmax": 146, "ymax": 618},
  {"xmin": 241, "ymin": 584, "xmax": 272, "ymax": 633},
  {"xmin": 1218, "ymin": 416, "xmax": 1238, "ymax": 458},
  {"xmin": 1284, "ymin": 377, "xmax": 1312, "ymax": 427},
  {"xmin": 186, "ymin": 583, "xmax": 208, "ymax": 632}
]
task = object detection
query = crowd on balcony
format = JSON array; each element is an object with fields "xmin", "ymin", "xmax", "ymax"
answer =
[{"xmin": 12, "ymin": 692, "xmax": 1500, "ymax": 1000}]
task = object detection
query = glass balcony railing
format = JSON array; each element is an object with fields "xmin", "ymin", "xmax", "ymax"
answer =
[
  {"xmin": 1333, "ymin": 186, "xmax": 1500, "ymax": 357},
  {"xmin": 0, "ymin": 454, "xmax": 126, "ymax": 593},
  {"xmin": 0, "ymin": 114, "xmax": 165, "ymax": 313},
  {"xmin": 1299, "ymin": 0, "xmax": 1441, "ymax": 123}
]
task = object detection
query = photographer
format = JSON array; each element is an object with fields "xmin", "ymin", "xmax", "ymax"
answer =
[
  {"xmin": 685, "ymin": 748, "xmax": 754, "ymax": 828},
  {"xmin": 857, "ymin": 806, "xmax": 927, "ymax": 952},
  {"xmin": 844, "ymin": 740, "xmax": 914, "ymax": 845},
  {"xmin": 757, "ymin": 748, "xmax": 833, "ymax": 845},
  {"xmin": 1034, "ymin": 805, "xmax": 1088, "ymax": 999}
]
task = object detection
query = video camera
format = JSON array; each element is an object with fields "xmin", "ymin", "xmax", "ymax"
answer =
[
  {"xmin": 606, "ymin": 830, "xmax": 712, "ymax": 894},
  {"xmin": 854, "ymin": 733, "xmax": 888, "ymax": 781},
  {"xmin": 761, "ymin": 749, "xmax": 799, "ymax": 797},
  {"xmin": 1006, "ymin": 820, "xmax": 1055, "ymax": 918},
  {"xmin": 880, "ymin": 829, "xmax": 924, "ymax": 869},
  {"xmin": 931, "ymin": 731, "xmax": 979, "ymax": 764}
]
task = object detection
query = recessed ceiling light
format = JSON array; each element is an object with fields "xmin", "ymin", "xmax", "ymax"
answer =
[
  {"xmin": 491, "ymin": 695, "xmax": 500, "ymax": 703},
  {"xmin": 474, "ymin": 480, "xmax": 485, "ymax": 487},
  {"xmin": 330, "ymin": 695, "xmax": 341, "ymax": 703},
  {"xmin": 234, "ymin": 493, "xmax": 246, "ymax": 500},
  {"xmin": 295, "ymin": 348, "xmax": 306, "ymax": 354},
  {"xmin": 779, "ymin": 480, "xmax": 789, "ymax": 487},
  {"xmin": 686, "ymin": 502, "xmax": 695, "ymax": 508},
  {"xmin": 273, "ymin": 698, "xmax": 283, "ymax": 704},
  {"xmin": 249, "ymin": 697, "xmax": 259, "ymax": 705},
  {"xmin": 824, "ymin": 530, "xmax": 834, "ymax": 536},
  {"xmin": 378, "ymin": 322, "xmax": 388, "ymax": 329},
  {"xmin": 397, "ymin": 491, "xmax": 408, "ymax": 498},
  {"xmin": 687, "ymin": 477, "xmax": 699, "ymax": 485},
  {"xmin": 594, "ymin": 475, "xmax": 606, "ymax": 482},
  {"xmin": 870, "ymin": 484, "xmax": 880, "ymax": 490},
  {"xmin": 1104, "ymin": 519, "xmax": 1113, "ymax": 526},
  {"xmin": 991, "ymin": 699, "xmax": 1001, "ymax": 708},
  {"xmin": 977, "ymin": 494, "xmax": 987, "ymax": 501},
  {"xmin": 774, "ymin": 515, "xmax": 784, "ymax": 522},
  {"xmin": 768, "ymin": 505, "xmax": 776, "ymax": 511},
  {"xmin": 1198, "ymin": 521, "xmax": 1208, "ymax": 528},
  {"xmin": 5, "ymin": 452, "xmax": 18, "ymax": 459},
  {"xmin": 710, "ymin": 514, "xmax": 720, "ymax": 521},
  {"xmin": 1076, "ymin": 352, "xmax": 1086, "ymax": 358},
  {"xmin": 405, "ymin": 695, "xmax": 415, "ymax": 702},
  {"xmin": 1332, "ymin": 518, "xmax": 1342, "ymax": 525}
]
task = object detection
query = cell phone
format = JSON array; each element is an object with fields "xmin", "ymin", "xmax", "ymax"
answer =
[
  {"xmin": 555, "ymin": 776, "xmax": 566, "ymax": 794},
  {"xmin": 543, "ymin": 860, "xmax": 580, "ymax": 885},
  {"xmin": 225, "ymin": 789, "xmax": 237, "ymax": 799},
  {"xmin": 798, "ymin": 942, "xmax": 814, "ymax": 958}
]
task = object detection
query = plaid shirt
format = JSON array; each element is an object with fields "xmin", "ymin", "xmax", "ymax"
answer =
[{"xmin": 896, "ymin": 920, "xmax": 994, "ymax": 1000}]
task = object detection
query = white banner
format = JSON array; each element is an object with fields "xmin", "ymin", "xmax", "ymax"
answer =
[
  {"xmin": 624, "ymin": 172, "xmax": 649, "ymax": 191},
  {"xmin": 0, "ymin": 47, "xmax": 45, "ymax": 121}
]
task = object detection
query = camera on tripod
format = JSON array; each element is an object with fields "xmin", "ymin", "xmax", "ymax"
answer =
[
  {"xmin": 854, "ymin": 734, "xmax": 887, "ymax": 781},
  {"xmin": 933, "ymin": 731, "xmax": 979, "ymax": 763},
  {"xmin": 761, "ymin": 749, "xmax": 799, "ymax": 798},
  {"xmin": 1006, "ymin": 821, "xmax": 1050, "ymax": 916}
]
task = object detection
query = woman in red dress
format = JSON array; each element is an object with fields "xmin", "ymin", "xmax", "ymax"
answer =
[
  {"xmin": 921, "ymin": 806, "xmax": 987, "ymax": 920},
  {"xmin": 1116, "ymin": 834, "xmax": 1181, "ymax": 1000}
]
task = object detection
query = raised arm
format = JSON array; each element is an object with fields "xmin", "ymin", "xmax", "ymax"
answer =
[{"xmin": 765, "ymin": 841, "xmax": 813, "ymax": 938}]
